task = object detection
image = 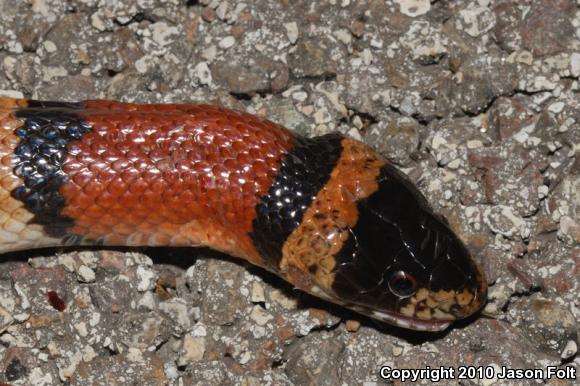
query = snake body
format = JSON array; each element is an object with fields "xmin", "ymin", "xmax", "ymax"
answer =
[{"xmin": 0, "ymin": 98, "xmax": 486, "ymax": 331}]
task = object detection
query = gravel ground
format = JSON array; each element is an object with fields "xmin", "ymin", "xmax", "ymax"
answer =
[{"xmin": 0, "ymin": 0, "xmax": 579, "ymax": 385}]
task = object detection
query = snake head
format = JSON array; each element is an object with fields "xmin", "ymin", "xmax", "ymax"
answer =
[{"xmin": 330, "ymin": 163, "xmax": 487, "ymax": 332}]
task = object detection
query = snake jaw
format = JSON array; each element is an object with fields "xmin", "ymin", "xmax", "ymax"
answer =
[
  {"xmin": 344, "ymin": 262, "xmax": 487, "ymax": 331},
  {"xmin": 371, "ymin": 310, "xmax": 452, "ymax": 332}
]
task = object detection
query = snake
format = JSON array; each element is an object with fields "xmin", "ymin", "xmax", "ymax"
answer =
[{"xmin": 0, "ymin": 98, "xmax": 487, "ymax": 332}]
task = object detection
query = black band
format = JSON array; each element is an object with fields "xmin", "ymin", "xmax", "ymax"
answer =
[
  {"xmin": 13, "ymin": 102, "xmax": 90, "ymax": 237},
  {"xmin": 250, "ymin": 133, "xmax": 343, "ymax": 268}
]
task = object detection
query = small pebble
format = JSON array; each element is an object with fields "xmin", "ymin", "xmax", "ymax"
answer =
[
  {"xmin": 345, "ymin": 319, "xmax": 360, "ymax": 332},
  {"xmin": 218, "ymin": 36, "xmax": 235, "ymax": 49},
  {"xmin": 284, "ymin": 22, "xmax": 299, "ymax": 44},
  {"xmin": 561, "ymin": 340, "xmax": 577, "ymax": 359},
  {"xmin": 76, "ymin": 265, "xmax": 96, "ymax": 283}
]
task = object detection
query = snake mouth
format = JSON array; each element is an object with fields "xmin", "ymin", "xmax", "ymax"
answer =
[{"xmin": 370, "ymin": 309, "xmax": 452, "ymax": 332}]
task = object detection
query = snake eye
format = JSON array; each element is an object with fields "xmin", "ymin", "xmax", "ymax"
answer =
[{"xmin": 388, "ymin": 271, "xmax": 417, "ymax": 298}]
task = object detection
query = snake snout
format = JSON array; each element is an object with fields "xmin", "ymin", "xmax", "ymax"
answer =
[
  {"xmin": 396, "ymin": 213, "xmax": 488, "ymax": 323},
  {"xmin": 450, "ymin": 264, "xmax": 488, "ymax": 319},
  {"xmin": 426, "ymin": 229, "xmax": 488, "ymax": 321}
]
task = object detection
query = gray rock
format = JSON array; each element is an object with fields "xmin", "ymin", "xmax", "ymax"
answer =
[
  {"xmin": 519, "ymin": 297, "xmax": 577, "ymax": 358},
  {"xmin": 467, "ymin": 142, "xmax": 547, "ymax": 217},
  {"xmin": 364, "ymin": 116, "xmax": 420, "ymax": 166},
  {"xmin": 492, "ymin": 2, "xmax": 523, "ymax": 52},
  {"xmin": 288, "ymin": 36, "xmax": 344, "ymax": 79},
  {"xmin": 283, "ymin": 331, "xmax": 344, "ymax": 386},
  {"xmin": 211, "ymin": 53, "xmax": 289, "ymax": 95},
  {"xmin": 520, "ymin": 0, "xmax": 576, "ymax": 57}
]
